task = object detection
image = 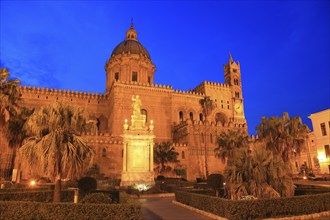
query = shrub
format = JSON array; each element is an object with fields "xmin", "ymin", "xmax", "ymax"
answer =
[
  {"xmin": 62, "ymin": 180, "xmax": 78, "ymax": 189},
  {"xmin": 119, "ymin": 192, "xmax": 139, "ymax": 205},
  {"xmin": 295, "ymin": 187, "xmax": 330, "ymax": 196},
  {"xmin": 175, "ymin": 190, "xmax": 330, "ymax": 220},
  {"xmin": 78, "ymin": 177, "xmax": 97, "ymax": 194},
  {"xmin": 0, "ymin": 201, "xmax": 141, "ymax": 220},
  {"xmin": 160, "ymin": 184, "xmax": 177, "ymax": 193},
  {"xmin": 91, "ymin": 190, "xmax": 119, "ymax": 203},
  {"xmin": 156, "ymin": 175, "xmax": 165, "ymax": 181},
  {"xmin": 0, "ymin": 190, "xmax": 74, "ymax": 202},
  {"xmin": 37, "ymin": 177, "xmax": 51, "ymax": 184},
  {"xmin": 196, "ymin": 177, "xmax": 205, "ymax": 183},
  {"xmin": 207, "ymin": 174, "xmax": 225, "ymax": 197},
  {"xmin": 80, "ymin": 193, "xmax": 113, "ymax": 204},
  {"xmin": 0, "ymin": 181, "xmax": 13, "ymax": 189}
]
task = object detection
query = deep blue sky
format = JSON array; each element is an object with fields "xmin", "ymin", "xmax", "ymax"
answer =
[{"xmin": 1, "ymin": 1, "xmax": 329, "ymax": 135}]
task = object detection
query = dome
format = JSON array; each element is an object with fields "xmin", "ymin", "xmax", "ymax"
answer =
[
  {"xmin": 110, "ymin": 22, "xmax": 151, "ymax": 59},
  {"xmin": 111, "ymin": 40, "xmax": 151, "ymax": 59}
]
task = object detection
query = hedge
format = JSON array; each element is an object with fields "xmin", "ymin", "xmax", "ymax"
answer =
[
  {"xmin": 295, "ymin": 187, "xmax": 330, "ymax": 196},
  {"xmin": 0, "ymin": 190, "xmax": 74, "ymax": 202},
  {"xmin": 175, "ymin": 190, "xmax": 330, "ymax": 220},
  {"xmin": 0, "ymin": 201, "xmax": 141, "ymax": 220},
  {"xmin": 90, "ymin": 190, "xmax": 119, "ymax": 203}
]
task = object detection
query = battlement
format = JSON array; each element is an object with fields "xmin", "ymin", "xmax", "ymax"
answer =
[
  {"xmin": 113, "ymin": 80, "xmax": 205, "ymax": 96},
  {"xmin": 193, "ymin": 80, "xmax": 230, "ymax": 93},
  {"xmin": 249, "ymin": 134, "xmax": 258, "ymax": 141},
  {"xmin": 20, "ymin": 85, "xmax": 107, "ymax": 100},
  {"xmin": 173, "ymin": 89, "xmax": 204, "ymax": 96},
  {"xmin": 114, "ymin": 80, "xmax": 172, "ymax": 90},
  {"xmin": 174, "ymin": 118, "xmax": 247, "ymax": 130},
  {"xmin": 82, "ymin": 132, "xmax": 123, "ymax": 144}
]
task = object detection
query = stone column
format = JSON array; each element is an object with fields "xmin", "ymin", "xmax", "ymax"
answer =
[
  {"xmin": 123, "ymin": 142, "xmax": 127, "ymax": 172},
  {"xmin": 149, "ymin": 143, "xmax": 154, "ymax": 171}
]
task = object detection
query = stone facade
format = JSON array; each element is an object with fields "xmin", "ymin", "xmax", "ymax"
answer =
[
  {"xmin": 1, "ymin": 23, "xmax": 247, "ymax": 182},
  {"xmin": 308, "ymin": 109, "xmax": 330, "ymax": 174}
]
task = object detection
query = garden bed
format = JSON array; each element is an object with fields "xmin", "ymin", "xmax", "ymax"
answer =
[
  {"xmin": 175, "ymin": 190, "xmax": 330, "ymax": 220},
  {"xmin": 0, "ymin": 201, "xmax": 141, "ymax": 220}
]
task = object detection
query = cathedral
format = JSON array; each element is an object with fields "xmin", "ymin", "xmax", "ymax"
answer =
[{"xmin": 1, "ymin": 23, "xmax": 247, "ymax": 182}]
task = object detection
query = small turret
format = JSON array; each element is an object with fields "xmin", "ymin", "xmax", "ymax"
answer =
[{"xmin": 126, "ymin": 19, "xmax": 138, "ymax": 41}]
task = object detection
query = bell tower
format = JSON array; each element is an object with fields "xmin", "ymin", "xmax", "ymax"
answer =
[{"xmin": 224, "ymin": 54, "xmax": 245, "ymax": 119}]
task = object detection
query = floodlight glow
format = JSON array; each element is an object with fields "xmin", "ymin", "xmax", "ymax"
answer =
[
  {"xmin": 133, "ymin": 183, "xmax": 150, "ymax": 192},
  {"xmin": 317, "ymin": 152, "xmax": 327, "ymax": 162},
  {"xmin": 30, "ymin": 180, "xmax": 36, "ymax": 186}
]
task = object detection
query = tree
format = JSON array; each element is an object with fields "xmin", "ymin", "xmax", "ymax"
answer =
[
  {"xmin": 215, "ymin": 129, "xmax": 250, "ymax": 166},
  {"xmin": 199, "ymin": 96, "xmax": 216, "ymax": 177},
  {"xmin": 20, "ymin": 102, "xmax": 95, "ymax": 202},
  {"xmin": 207, "ymin": 173, "xmax": 225, "ymax": 197},
  {"xmin": 0, "ymin": 68, "xmax": 25, "ymax": 180},
  {"xmin": 154, "ymin": 142, "xmax": 179, "ymax": 174},
  {"xmin": 6, "ymin": 107, "xmax": 33, "ymax": 148},
  {"xmin": 0, "ymin": 67, "xmax": 21, "ymax": 139},
  {"xmin": 224, "ymin": 144, "xmax": 294, "ymax": 200},
  {"xmin": 256, "ymin": 112, "xmax": 309, "ymax": 162}
]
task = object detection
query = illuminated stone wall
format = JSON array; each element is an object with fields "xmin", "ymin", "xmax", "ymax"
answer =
[{"xmin": 1, "ymin": 24, "xmax": 249, "ymax": 182}]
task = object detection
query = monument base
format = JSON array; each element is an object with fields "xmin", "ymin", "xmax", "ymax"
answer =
[{"xmin": 120, "ymin": 171, "xmax": 155, "ymax": 187}]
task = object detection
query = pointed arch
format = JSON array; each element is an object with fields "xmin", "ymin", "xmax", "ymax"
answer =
[{"xmin": 215, "ymin": 112, "xmax": 228, "ymax": 125}]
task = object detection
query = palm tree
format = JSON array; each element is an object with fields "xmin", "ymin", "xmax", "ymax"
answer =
[
  {"xmin": 199, "ymin": 96, "xmax": 216, "ymax": 177},
  {"xmin": 215, "ymin": 129, "xmax": 250, "ymax": 166},
  {"xmin": 154, "ymin": 142, "xmax": 179, "ymax": 174},
  {"xmin": 0, "ymin": 68, "xmax": 22, "ymax": 179},
  {"xmin": 224, "ymin": 143, "xmax": 294, "ymax": 200},
  {"xmin": 6, "ymin": 107, "xmax": 33, "ymax": 148},
  {"xmin": 256, "ymin": 112, "xmax": 309, "ymax": 162},
  {"xmin": 20, "ymin": 101, "xmax": 95, "ymax": 202},
  {"xmin": 0, "ymin": 67, "xmax": 21, "ymax": 133}
]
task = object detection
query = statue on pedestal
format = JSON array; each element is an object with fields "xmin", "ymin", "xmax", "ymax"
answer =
[
  {"xmin": 121, "ymin": 95, "xmax": 155, "ymax": 187},
  {"xmin": 132, "ymin": 95, "xmax": 141, "ymax": 116}
]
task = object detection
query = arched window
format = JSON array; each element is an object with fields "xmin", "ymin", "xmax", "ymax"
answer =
[
  {"xmin": 102, "ymin": 148, "xmax": 106, "ymax": 157},
  {"xmin": 141, "ymin": 109, "xmax": 147, "ymax": 122},
  {"xmin": 210, "ymin": 133, "xmax": 213, "ymax": 143},
  {"xmin": 182, "ymin": 151, "xmax": 185, "ymax": 159},
  {"xmin": 189, "ymin": 112, "xmax": 194, "ymax": 121},
  {"xmin": 215, "ymin": 113, "xmax": 227, "ymax": 125},
  {"xmin": 201, "ymin": 133, "xmax": 204, "ymax": 143},
  {"xmin": 234, "ymin": 78, "xmax": 239, "ymax": 85},
  {"xmin": 199, "ymin": 113, "xmax": 203, "ymax": 121},
  {"xmin": 132, "ymin": 72, "xmax": 138, "ymax": 81},
  {"xmin": 179, "ymin": 111, "xmax": 184, "ymax": 122},
  {"xmin": 115, "ymin": 72, "xmax": 119, "ymax": 81}
]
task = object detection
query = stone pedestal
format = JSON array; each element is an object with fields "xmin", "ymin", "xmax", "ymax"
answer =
[{"xmin": 121, "ymin": 95, "xmax": 155, "ymax": 187}]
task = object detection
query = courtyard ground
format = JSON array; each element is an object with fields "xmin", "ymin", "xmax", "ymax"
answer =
[{"xmin": 139, "ymin": 196, "xmax": 212, "ymax": 220}]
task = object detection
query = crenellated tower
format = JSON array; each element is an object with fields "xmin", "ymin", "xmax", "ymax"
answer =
[{"xmin": 224, "ymin": 54, "xmax": 245, "ymax": 120}]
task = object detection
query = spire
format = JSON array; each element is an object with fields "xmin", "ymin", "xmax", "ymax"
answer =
[
  {"xmin": 126, "ymin": 19, "xmax": 138, "ymax": 41},
  {"xmin": 228, "ymin": 51, "xmax": 233, "ymax": 63}
]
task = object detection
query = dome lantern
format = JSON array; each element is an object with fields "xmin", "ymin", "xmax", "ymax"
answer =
[{"xmin": 126, "ymin": 20, "xmax": 138, "ymax": 41}]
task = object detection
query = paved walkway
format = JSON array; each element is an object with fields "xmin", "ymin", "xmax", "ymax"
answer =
[{"xmin": 139, "ymin": 196, "xmax": 212, "ymax": 220}]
